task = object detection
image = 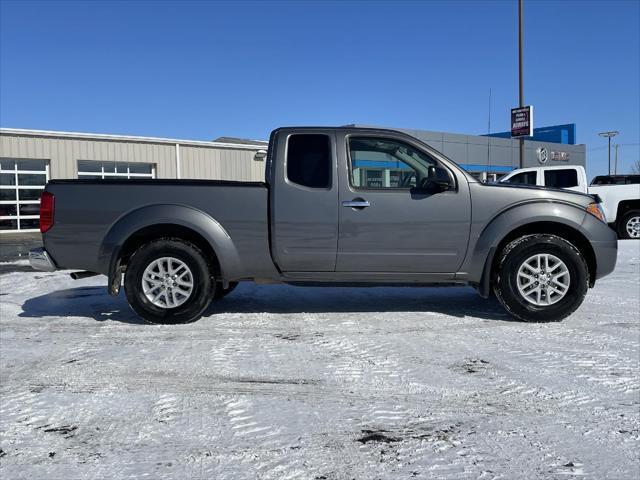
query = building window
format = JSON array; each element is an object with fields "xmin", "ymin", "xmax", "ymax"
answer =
[
  {"xmin": 0, "ymin": 158, "xmax": 49, "ymax": 232},
  {"xmin": 77, "ymin": 161, "xmax": 156, "ymax": 180}
]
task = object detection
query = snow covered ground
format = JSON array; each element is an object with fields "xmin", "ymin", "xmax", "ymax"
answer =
[{"xmin": 1, "ymin": 241, "xmax": 638, "ymax": 479}]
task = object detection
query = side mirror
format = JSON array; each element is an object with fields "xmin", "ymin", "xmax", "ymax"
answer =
[{"xmin": 415, "ymin": 166, "xmax": 452, "ymax": 193}]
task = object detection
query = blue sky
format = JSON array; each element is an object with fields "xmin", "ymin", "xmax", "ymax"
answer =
[{"xmin": 1, "ymin": 0, "xmax": 638, "ymax": 176}]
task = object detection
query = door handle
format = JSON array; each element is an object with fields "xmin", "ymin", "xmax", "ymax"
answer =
[{"xmin": 342, "ymin": 199, "xmax": 370, "ymax": 209}]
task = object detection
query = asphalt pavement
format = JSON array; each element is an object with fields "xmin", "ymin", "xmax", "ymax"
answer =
[{"xmin": 0, "ymin": 232, "xmax": 42, "ymax": 263}]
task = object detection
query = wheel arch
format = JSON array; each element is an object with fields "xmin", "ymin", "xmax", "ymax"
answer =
[
  {"xmin": 119, "ymin": 223, "xmax": 222, "ymax": 275},
  {"xmin": 470, "ymin": 204, "xmax": 597, "ymax": 298},
  {"xmin": 490, "ymin": 222, "xmax": 596, "ymax": 285},
  {"xmin": 616, "ymin": 200, "xmax": 640, "ymax": 220},
  {"xmin": 99, "ymin": 204, "xmax": 243, "ymax": 294}
]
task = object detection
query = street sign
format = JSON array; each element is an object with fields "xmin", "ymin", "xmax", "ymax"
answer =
[{"xmin": 511, "ymin": 106, "xmax": 533, "ymax": 138}]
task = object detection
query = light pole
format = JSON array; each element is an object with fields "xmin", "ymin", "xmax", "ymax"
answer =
[
  {"xmin": 518, "ymin": 0, "xmax": 525, "ymax": 168},
  {"xmin": 598, "ymin": 131, "xmax": 619, "ymax": 175},
  {"xmin": 614, "ymin": 144, "xmax": 619, "ymax": 175}
]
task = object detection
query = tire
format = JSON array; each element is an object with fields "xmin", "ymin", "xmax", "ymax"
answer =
[
  {"xmin": 124, "ymin": 238, "xmax": 214, "ymax": 324},
  {"xmin": 617, "ymin": 210, "xmax": 640, "ymax": 239},
  {"xmin": 214, "ymin": 281, "xmax": 238, "ymax": 300},
  {"xmin": 493, "ymin": 234, "xmax": 589, "ymax": 323}
]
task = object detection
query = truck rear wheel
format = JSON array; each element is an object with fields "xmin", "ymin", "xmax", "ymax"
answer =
[
  {"xmin": 493, "ymin": 234, "xmax": 589, "ymax": 323},
  {"xmin": 124, "ymin": 238, "xmax": 214, "ymax": 324},
  {"xmin": 618, "ymin": 210, "xmax": 640, "ymax": 239}
]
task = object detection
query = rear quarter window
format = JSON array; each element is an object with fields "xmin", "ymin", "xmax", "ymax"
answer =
[
  {"xmin": 544, "ymin": 169, "xmax": 578, "ymax": 189},
  {"xmin": 286, "ymin": 134, "xmax": 331, "ymax": 189}
]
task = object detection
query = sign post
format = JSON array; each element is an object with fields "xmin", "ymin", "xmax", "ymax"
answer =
[{"xmin": 518, "ymin": 0, "xmax": 525, "ymax": 167}]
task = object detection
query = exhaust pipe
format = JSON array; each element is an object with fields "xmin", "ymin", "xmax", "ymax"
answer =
[{"xmin": 70, "ymin": 271, "xmax": 100, "ymax": 280}]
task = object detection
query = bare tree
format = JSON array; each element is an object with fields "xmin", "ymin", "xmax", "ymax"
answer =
[{"xmin": 632, "ymin": 159, "xmax": 640, "ymax": 175}]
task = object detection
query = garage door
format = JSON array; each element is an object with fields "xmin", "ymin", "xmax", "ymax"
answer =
[{"xmin": 0, "ymin": 158, "xmax": 49, "ymax": 232}]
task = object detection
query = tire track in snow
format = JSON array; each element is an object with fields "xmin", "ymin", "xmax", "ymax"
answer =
[
  {"xmin": 1, "ymin": 389, "xmax": 49, "ymax": 428},
  {"xmin": 310, "ymin": 333, "xmax": 416, "ymax": 392},
  {"xmin": 476, "ymin": 318, "xmax": 640, "ymax": 417},
  {"xmin": 499, "ymin": 342, "xmax": 638, "ymax": 402},
  {"xmin": 152, "ymin": 394, "xmax": 184, "ymax": 424},
  {"xmin": 206, "ymin": 327, "xmax": 319, "ymax": 480},
  {"xmin": 217, "ymin": 396, "xmax": 312, "ymax": 480}
]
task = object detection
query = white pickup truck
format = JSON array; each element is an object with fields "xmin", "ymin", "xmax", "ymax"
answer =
[{"xmin": 500, "ymin": 165, "xmax": 640, "ymax": 239}]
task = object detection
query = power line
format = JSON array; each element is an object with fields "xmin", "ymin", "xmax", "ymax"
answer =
[{"xmin": 587, "ymin": 143, "xmax": 639, "ymax": 151}]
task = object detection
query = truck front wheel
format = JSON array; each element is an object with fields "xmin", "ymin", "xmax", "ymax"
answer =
[
  {"xmin": 124, "ymin": 238, "xmax": 214, "ymax": 324},
  {"xmin": 618, "ymin": 210, "xmax": 640, "ymax": 239},
  {"xmin": 493, "ymin": 234, "xmax": 589, "ymax": 322}
]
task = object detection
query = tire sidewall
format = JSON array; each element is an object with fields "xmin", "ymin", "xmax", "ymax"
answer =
[
  {"xmin": 619, "ymin": 211, "xmax": 640, "ymax": 240},
  {"xmin": 124, "ymin": 239, "xmax": 214, "ymax": 324},
  {"xmin": 495, "ymin": 235, "xmax": 588, "ymax": 322}
]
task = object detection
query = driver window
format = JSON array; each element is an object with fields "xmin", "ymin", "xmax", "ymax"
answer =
[{"xmin": 348, "ymin": 137, "xmax": 437, "ymax": 189}]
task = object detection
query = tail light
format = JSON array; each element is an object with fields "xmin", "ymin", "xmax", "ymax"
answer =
[{"xmin": 40, "ymin": 191, "xmax": 55, "ymax": 233}]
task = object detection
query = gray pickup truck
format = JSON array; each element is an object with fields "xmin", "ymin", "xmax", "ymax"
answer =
[{"xmin": 30, "ymin": 127, "xmax": 617, "ymax": 324}]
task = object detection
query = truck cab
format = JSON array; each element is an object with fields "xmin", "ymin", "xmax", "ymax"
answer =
[
  {"xmin": 267, "ymin": 128, "xmax": 472, "ymax": 275},
  {"xmin": 499, "ymin": 165, "xmax": 589, "ymax": 193}
]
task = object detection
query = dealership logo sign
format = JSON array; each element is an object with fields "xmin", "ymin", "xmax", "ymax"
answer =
[
  {"xmin": 551, "ymin": 151, "xmax": 570, "ymax": 162},
  {"xmin": 537, "ymin": 147, "xmax": 548, "ymax": 164},
  {"xmin": 537, "ymin": 147, "xmax": 570, "ymax": 164}
]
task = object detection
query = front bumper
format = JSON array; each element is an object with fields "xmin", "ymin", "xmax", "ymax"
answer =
[
  {"xmin": 592, "ymin": 238, "xmax": 618, "ymax": 280},
  {"xmin": 29, "ymin": 248, "xmax": 57, "ymax": 272}
]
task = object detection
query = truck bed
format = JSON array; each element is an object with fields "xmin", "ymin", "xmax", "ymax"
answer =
[
  {"xmin": 43, "ymin": 179, "xmax": 275, "ymax": 279},
  {"xmin": 48, "ymin": 178, "xmax": 266, "ymax": 187}
]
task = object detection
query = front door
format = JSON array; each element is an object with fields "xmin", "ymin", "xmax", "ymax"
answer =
[{"xmin": 336, "ymin": 133, "xmax": 471, "ymax": 273}]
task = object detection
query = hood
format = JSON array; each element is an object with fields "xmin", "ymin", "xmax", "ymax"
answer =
[{"xmin": 480, "ymin": 181, "xmax": 595, "ymax": 207}]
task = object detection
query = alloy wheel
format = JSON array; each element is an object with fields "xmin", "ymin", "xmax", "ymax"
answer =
[
  {"xmin": 516, "ymin": 253, "xmax": 571, "ymax": 306},
  {"xmin": 625, "ymin": 215, "xmax": 640, "ymax": 239},
  {"xmin": 141, "ymin": 257, "xmax": 194, "ymax": 308}
]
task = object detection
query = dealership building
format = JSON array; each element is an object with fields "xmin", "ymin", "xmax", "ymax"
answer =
[{"xmin": 0, "ymin": 124, "xmax": 584, "ymax": 232}]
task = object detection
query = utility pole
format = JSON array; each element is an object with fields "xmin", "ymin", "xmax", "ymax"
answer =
[
  {"xmin": 598, "ymin": 131, "xmax": 619, "ymax": 175},
  {"xmin": 518, "ymin": 0, "xmax": 524, "ymax": 168},
  {"xmin": 614, "ymin": 144, "xmax": 619, "ymax": 175},
  {"xmin": 488, "ymin": 88, "xmax": 492, "ymax": 175},
  {"xmin": 488, "ymin": 88, "xmax": 492, "ymax": 135}
]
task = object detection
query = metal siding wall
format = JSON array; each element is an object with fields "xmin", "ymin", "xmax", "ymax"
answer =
[
  {"xmin": 181, "ymin": 146, "xmax": 263, "ymax": 181},
  {"xmin": 467, "ymin": 136, "xmax": 490, "ymax": 166},
  {"xmin": 0, "ymin": 134, "xmax": 177, "ymax": 179}
]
